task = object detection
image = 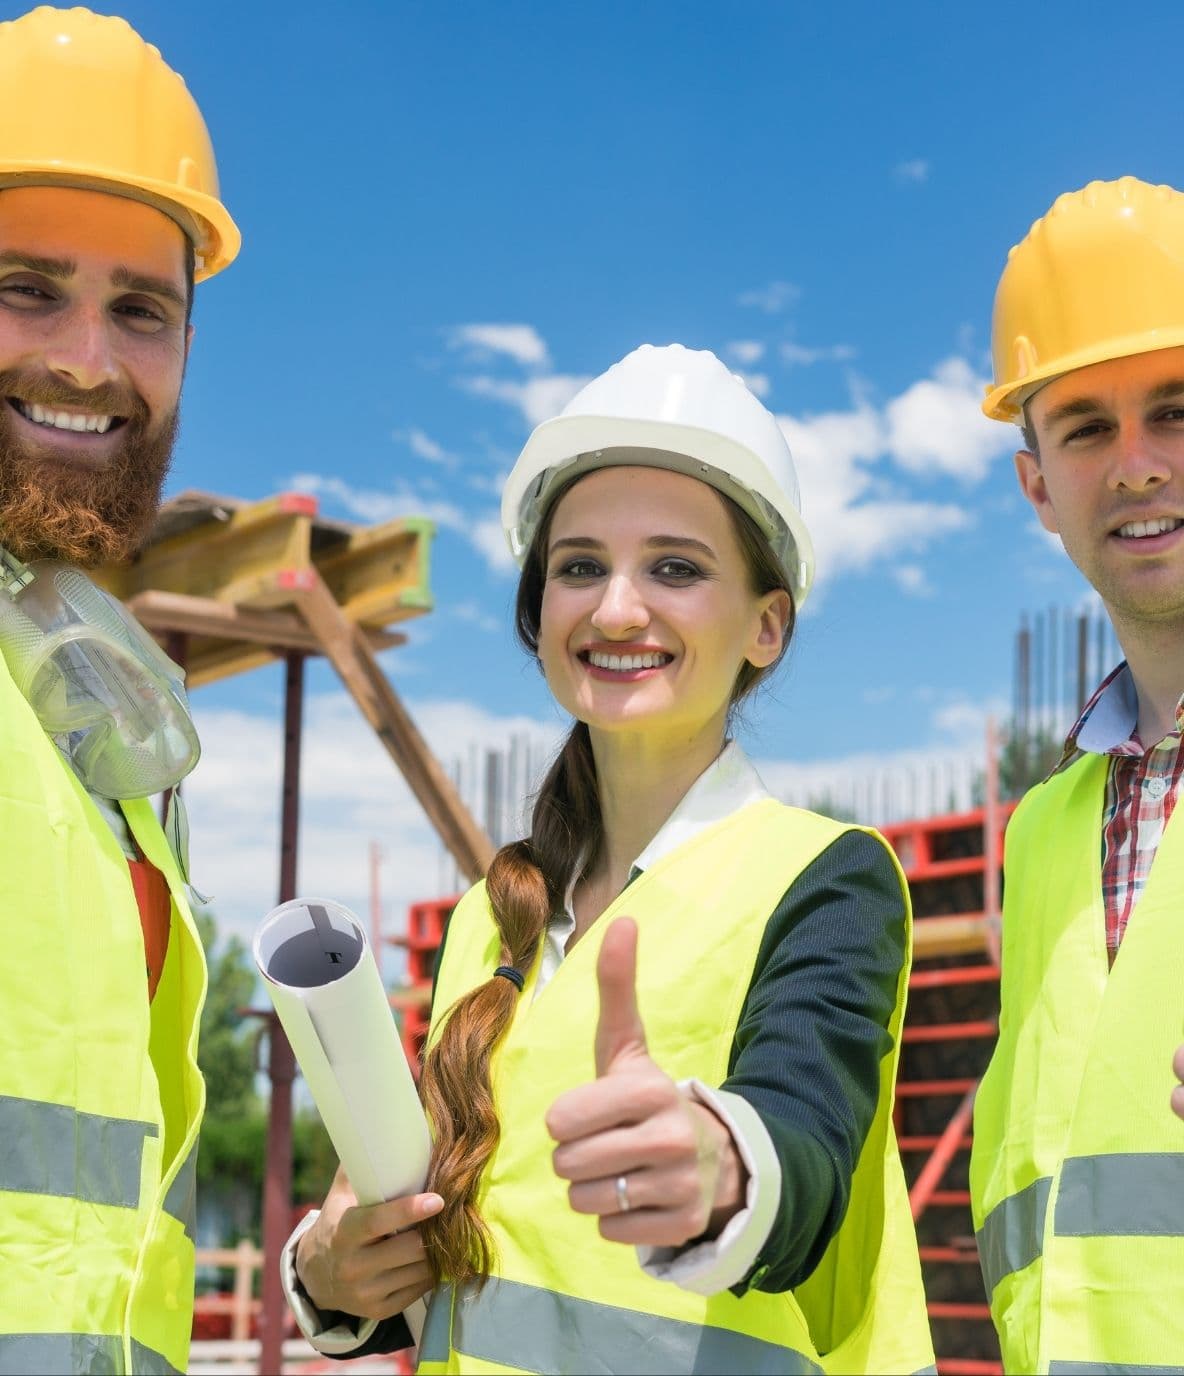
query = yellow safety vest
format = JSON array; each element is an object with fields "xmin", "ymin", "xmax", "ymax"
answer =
[
  {"xmin": 420, "ymin": 799, "xmax": 935, "ymax": 1375},
  {"xmin": 0, "ymin": 652, "xmax": 206, "ymax": 1375},
  {"xmin": 971, "ymin": 753, "xmax": 1184, "ymax": 1373}
]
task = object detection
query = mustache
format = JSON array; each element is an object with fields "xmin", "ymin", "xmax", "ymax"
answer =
[{"xmin": 0, "ymin": 367, "xmax": 148, "ymax": 425}]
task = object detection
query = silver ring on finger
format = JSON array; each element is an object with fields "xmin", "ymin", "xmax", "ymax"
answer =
[{"xmin": 615, "ymin": 1174, "xmax": 632, "ymax": 1213}]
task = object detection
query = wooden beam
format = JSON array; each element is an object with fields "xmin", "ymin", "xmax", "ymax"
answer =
[
  {"xmin": 292, "ymin": 570, "xmax": 494, "ymax": 882},
  {"xmin": 126, "ymin": 589, "xmax": 405, "ymax": 655},
  {"xmin": 97, "ymin": 493, "xmax": 317, "ymax": 603},
  {"xmin": 913, "ymin": 914, "xmax": 992, "ymax": 961},
  {"xmin": 315, "ymin": 516, "xmax": 435, "ymax": 627}
]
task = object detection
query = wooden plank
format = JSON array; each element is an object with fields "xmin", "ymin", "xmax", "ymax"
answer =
[
  {"xmin": 914, "ymin": 914, "xmax": 992, "ymax": 960},
  {"xmin": 96, "ymin": 493, "xmax": 317, "ymax": 603},
  {"xmin": 127, "ymin": 589, "xmax": 406, "ymax": 655},
  {"xmin": 314, "ymin": 516, "xmax": 435, "ymax": 627},
  {"xmin": 293, "ymin": 571, "xmax": 494, "ymax": 882}
]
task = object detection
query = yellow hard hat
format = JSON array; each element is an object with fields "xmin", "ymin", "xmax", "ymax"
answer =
[
  {"xmin": 983, "ymin": 177, "xmax": 1184, "ymax": 421},
  {"xmin": 0, "ymin": 6, "xmax": 239, "ymax": 280}
]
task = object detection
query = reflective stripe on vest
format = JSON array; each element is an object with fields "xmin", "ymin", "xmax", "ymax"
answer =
[
  {"xmin": 1047, "ymin": 1365, "xmax": 1184, "ymax": 1374},
  {"xmin": 0, "ymin": 1093, "xmax": 156, "ymax": 1209},
  {"xmin": 425, "ymin": 1278, "xmax": 825, "ymax": 1375},
  {"xmin": 976, "ymin": 1175, "xmax": 1051, "ymax": 1296},
  {"xmin": 0, "ymin": 1334, "xmax": 181, "ymax": 1375},
  {"xmin": 162, "ymin": 1141, "xmax": 198, "ymax": 1240},
  {"xmin": 978, "ymin": 1154, "xmax": 1184, "ymax": 1296}
]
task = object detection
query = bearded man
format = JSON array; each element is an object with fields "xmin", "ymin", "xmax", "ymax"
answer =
[{"xmin": 0, "ymin": 9, "xmax": 239, "ymax": 1375}]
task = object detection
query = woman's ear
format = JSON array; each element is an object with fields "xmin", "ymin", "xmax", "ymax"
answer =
[{"xmin": 747, "ymin": 589, "xmax": 792, "ymax": 669}]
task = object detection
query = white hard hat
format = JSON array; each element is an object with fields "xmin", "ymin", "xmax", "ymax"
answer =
[{"xmin": 500, "ymin": 343, "xmax": 815, "ymax": 606}]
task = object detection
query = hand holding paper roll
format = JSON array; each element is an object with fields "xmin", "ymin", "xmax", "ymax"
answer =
[
  {"xmin": 254, "ymin": 898, "xmax": 437, "ymax": 1328},
  {"xmin": 296, "ymin": 1164, "xmax": 441, "ymax": 1320}
]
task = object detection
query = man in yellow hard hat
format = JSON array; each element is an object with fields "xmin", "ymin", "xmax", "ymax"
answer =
[
  {"xmin": 969, "ymin": 177, "xmax": 1184, "ymax": 1373},
  {"xmin": 0, "ymin": 8, "xmax": 238, "ymax": 1373}
]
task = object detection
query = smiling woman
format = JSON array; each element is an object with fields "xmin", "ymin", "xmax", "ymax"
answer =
[{"xmin": 285, "ymin": 345, "xmax": 935, "ymax": 1375}]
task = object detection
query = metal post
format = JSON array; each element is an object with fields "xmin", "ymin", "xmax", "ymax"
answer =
[{"xmin": 258, "ymin": 652, "xmax": 305, "ymax": 1376}]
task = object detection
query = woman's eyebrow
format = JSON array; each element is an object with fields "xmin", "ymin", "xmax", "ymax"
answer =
[
  {"xmin": 549, "ymin": 536, "xmax": 605, "ymax": 553},
  {"xmin": 646, "ymin": 535, "xmax": 716, "ymax": 558}
]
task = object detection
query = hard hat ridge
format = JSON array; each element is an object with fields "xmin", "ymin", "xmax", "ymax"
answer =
[
  {"xmin": 0, "ymin": 5, "xmax": 239, "ymax": 279},
  {"xmin": 984, "ymin": 175, "xmax": 1184, "ymax": 421},
  {"xmin": 501, "ymin": 343, "xmax": 817, "ymax": 607}
]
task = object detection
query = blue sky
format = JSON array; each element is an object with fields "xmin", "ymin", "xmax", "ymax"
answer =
[{"xmin": 29, "ymin": 0, "xmax": 1182, "ymax": 937}]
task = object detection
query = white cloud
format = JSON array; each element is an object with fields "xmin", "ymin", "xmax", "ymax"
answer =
[
  {"xmin": 884, "ymin": 356, "xmax": 1010, "ymax": 482},
  {"xmin": 931, "ymin": 693, "xmax": 1008, "ymax": 740},
  {"xmin": 777, "ymin": 391, "xmax": 971, "ymax": 589},
  {"xmin": 461, "ymin": 373, "xmax": 592, "ymax": 428},
  {"xmin": 893, "ymin": 564, "xmax": 933, "ymax": 597},
  {"xmin": 1029, "ymin": 518, "xmax": 1064, "ymax": 554},
  {"xmin": 737, "ymin": 280, "xmax": 800, "ymax": 314},
  {"xmin": 780, "ymin": 341, "xmax": 858, "ymax": 367},
  {"xmin": 290, "ymin": 472, "xmax": 467, "ymax": 529},
  {"xmin": 469, "ymin": 514, "xmax": 517, "ymax": 573},
  {"xmin": 449, "ymin": 323, "xmax": 550, "ymax": 368},
  {"xmin": 726, "ymin": 340, "xmax": 766, "ymax": 365},
  {"xmin": 289, "ymin": 472, "xmax": 512, "ymax": 577},
  {"xmin": 894, "ymin": 158, "xmax": 930, "ymax": 184},
  {"xmin": 451, "ymin": 601, "xmax": 501, "ymax": 633},
  {"xmin": 398, "ymin": 427, "xmax": 454, "ymax": 467},
  {"xmin": 737, "ymin": 370, "xmax": 770, "ymax": 399}
]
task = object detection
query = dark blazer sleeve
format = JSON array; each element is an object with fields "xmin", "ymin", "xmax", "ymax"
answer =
[{"xmin": 723, "ymin": 828, "xmax": 906, "ymax": 1295}]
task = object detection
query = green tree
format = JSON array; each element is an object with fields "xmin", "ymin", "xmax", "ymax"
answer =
[{"xmin": 195, "ymin": 911, "xmax": 258, "ymax": 1121}]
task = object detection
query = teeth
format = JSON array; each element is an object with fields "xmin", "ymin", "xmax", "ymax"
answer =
[
  {"xmin": 1118, "ymin": 516, "xmax": 1183, "ymax": 538},
  {"xmin": 588, "ymin": 650, "xmax": 670, "ymax": 670},
  {"xmin": 18, "ymin": 400, "xmax": 112, "ymax": 434}
]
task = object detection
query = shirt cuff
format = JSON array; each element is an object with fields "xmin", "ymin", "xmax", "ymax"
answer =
[
  {"xmin": 281, "ymin": 1209, "xmax": 379, "ymax": 1355},
  {"xmin": 636, "ymin": 1080, "xmax": 780, "ymax": 1296}
]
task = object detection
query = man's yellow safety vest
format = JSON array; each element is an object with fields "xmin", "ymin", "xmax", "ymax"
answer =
[
  {"xmin": 971, "ymin": 752, "xmax": 1184, "ymax": 1373},
  {"xmin": 420, "ymin": 799, "xmax": 935, "ymax": 1375},
  {"xmin": 0, "ymin": 653, "xmax": 206, "ymax": 1375}
]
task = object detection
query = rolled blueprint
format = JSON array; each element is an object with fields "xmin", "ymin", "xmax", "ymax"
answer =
[{"xmin": 253, "ymin": 897, "xmax": 432, "ymax": 1209}]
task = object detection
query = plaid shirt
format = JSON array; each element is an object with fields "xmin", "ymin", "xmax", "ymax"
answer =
[{"xmin": 1057, "ymin": 663, "xmax": 1184, "ymax": 963}]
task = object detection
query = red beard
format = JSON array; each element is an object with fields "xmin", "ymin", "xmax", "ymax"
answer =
[{"xmin": 0, "ymin": 368, "xmax": 177, "ymax": 568}]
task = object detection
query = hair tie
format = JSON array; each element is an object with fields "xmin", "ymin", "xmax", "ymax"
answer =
[{"xmin": 493, "ymin": 965, "xmax": 525, "ymax": 991}]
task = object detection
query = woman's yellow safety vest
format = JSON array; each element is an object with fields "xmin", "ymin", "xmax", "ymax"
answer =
[
  {"xmin": 421, "ymin": 799, "xmax": 935, "ymax": 1375},
  {"xmin": 0, "ymin": 654, "xmax": 206, "ymax": 1375},
  {"xmin": 971, "ymin": 753, "xmax": 1184, "ymax": 1373}
]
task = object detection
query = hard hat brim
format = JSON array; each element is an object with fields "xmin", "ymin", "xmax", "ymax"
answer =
[
  {"xmin": 0, "ymin": 164, "xmax": 240, "ymax": 281},
  {"xmin": 984, "ymin": 331, "xmax": 1184, "ymax": 420},
  {"xmin": 502, "ymin": 413, "xmax": 816, "ymax": 607}
]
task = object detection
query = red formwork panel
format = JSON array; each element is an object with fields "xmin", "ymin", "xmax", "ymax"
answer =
[
  {"xmin": 884, "ymin": 804, "xmax": 1013, "ymax": 1375},
  {"xmin": 388, "ymin": 896, "xmax": 459, "ymax": 1073}
]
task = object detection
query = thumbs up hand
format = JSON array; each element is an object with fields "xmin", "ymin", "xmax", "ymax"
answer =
[{"xmin": 545, "ymin": 917, "xmax": 747, "ymax": 1248}]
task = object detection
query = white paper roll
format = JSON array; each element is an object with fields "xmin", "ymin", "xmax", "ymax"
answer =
[
  {"xmin": 253, "ymin": 896, "xmax": 432, "ymax": 1208},
  {"xmin": 255, "ymin": 897, "xmax": 433, "ymax": 1347}
]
